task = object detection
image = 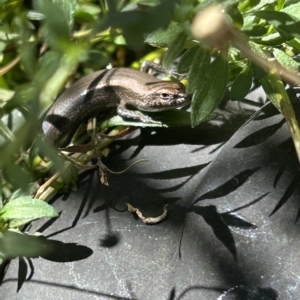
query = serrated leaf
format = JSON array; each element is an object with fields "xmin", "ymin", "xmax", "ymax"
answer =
[
  {"xmin": 231, "ymin": 65, "xmax": 253, "ymax": 100},
  {"xmin": 273, "ymin": 48, "xmax": 299, "ymax": 73},
  {"xmin": 186, "ymin": 46, "xmax": 210, "ymax": 95},
  {"xmin": 191, "ymin": 55, "xmax": 228, "ymax": 127},
  {"xmin": 162, "ymin": 31, "xmax": 187, "ymax": 69},
  {"xmin": 0, "ymin": 196, "xmax": 58, "ymax": 222}
]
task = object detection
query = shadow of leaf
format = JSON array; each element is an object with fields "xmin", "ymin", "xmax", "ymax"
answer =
[
  {"xmin": 17, "ymin": 257, "xmax": 27, "ymax": 292},
  {"xmin": 192, "ymin": 167, "xmax": 260, "ymax": 205},
  {"xmin": 269, "ymin": 169, "xmax": 300, "ymax": 217},
  {"xmin": 234, "ymin": 118, "xmax": 285, "ymax": 148},
  {"xmin": 191, "ymin": 205, "xmax": 237, "ymax": 260},
  {"xmin": 273, "ymin": 138, "xmax": 294, "ymax": 188},
  {"xmin": 41, "ymin": 240, "xmax": 93, "ymax": 262},
  {"xmin": 168, "ymin": 287, "xmax": 176, "ymax": 300},
  {"xmin": 220, "ymin": 213, "xmax": 257, "ymax": 229}
]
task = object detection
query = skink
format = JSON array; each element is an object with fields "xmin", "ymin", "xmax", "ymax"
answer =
[{"xmin": 42, "ymin": 68, "xmax": 191, "ymax": 147}]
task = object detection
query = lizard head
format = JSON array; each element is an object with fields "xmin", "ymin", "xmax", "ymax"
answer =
[{"xmin": 135, "ymin": 81, "xmax": 192, "ymax": 112}]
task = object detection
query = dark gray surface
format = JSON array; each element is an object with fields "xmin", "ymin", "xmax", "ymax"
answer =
[{"xmin": 2, "ymin": 97, "xmax": 300, "ymax": 299}]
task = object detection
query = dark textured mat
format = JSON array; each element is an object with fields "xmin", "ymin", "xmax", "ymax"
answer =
[{"xmin": 2, "ymin": 97, "xmax": 299, "ymax": 299}]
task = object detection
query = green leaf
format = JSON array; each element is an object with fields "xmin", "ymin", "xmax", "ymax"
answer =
[
  {"xmin": 248, "ymin": 41, "xmax": 268, "ymax": 79},
  {"xmin": 259, "ymin": 75, "xmax": 281, "ymax": 112},
  {"xmin": 30, "ymin": 135, "xmax": 65, "ymax": 173},
  {"xmin": 273, "ymin": 48, "xmax": 299, "ymax": 73},
  {"xmin": 34, "ymin": 0, "xmax": 71, "ymax": 51},
  {"xmin": 5, "ymin": 164, "xmax": 33, "ymax": 191},
  {"xmin": 74, "ymin": 10, "xmax": 95, "ymax": 23},
  {"xmin": 99, "ymin": 1, "xmax": 176, "ymax": 47},
  {"xmin": 231, "ymin": 65, "xmax": 253, "ymax": 100},
  {"xmin": 20, "ymin": 41, "xmax": 38, "ymax": 79},
  {"xmin": 0, "ymin": 119, "xmax": 14, "ymax": 143},
  {"xmin": 282, "ymin": 2, "xmax": 300, "ymax": 21},
  {"xmin": 177, "ymin": 46, "xmax": 199, "ymax": 73},
  {"xmin": 191, "ymin": 55, "xmax": 228, "ymax": 127},
  {"xmin": 162, "ymin": 31, "xmax": 187, "ymax": 70},
  {"xmin": 100, "ymin": 109, "xmax": 191, "ymax": 129},
  {"xmin": 227, "ymin": 5, "xmax": 244, "ymax": 29},
  {"xmin": 0, "ymin": 196, "xmax": 58, "ymax": 224},
  {"xmin": 10, "ymin": 183, "xmax": 37, "ymax": 201},
  {"xmin": 52, "ymin": 0, "xmax": 76, "ymax": 28},
  {"xmin": 145, "ymin": 21, "xmax": 183, "ymax": 47},
  {"xmin": 275, "ymin": 0, "xmax": 285, "ymax": 11},
  {"xmin": 9, "ymin": 218, "xmax": 38, "ymax": 228},
  {"xmin": 252, "ymin": 10, "xmax": 300, "ymax": 40},
  {"xmin": 0, "ymin": 183, "xmax": 3, "ymax": 210},
  {"xmin": 0, "ymin": 229, "xmax": 55, "ymax": 259},
  {"xmin": 186, "ymin": 46, "xmax": 211, "ymax": 95}
]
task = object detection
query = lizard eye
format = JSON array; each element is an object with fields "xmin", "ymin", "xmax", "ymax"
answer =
[{"xmin": 160, "ymin": 93, "xmax": 170, "ymax": 100}]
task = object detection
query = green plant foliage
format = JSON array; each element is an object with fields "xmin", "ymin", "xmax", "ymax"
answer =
[
  {"xmin": 0, "ymin": 189, "xmax": 58, "ymax": 228},
  {"xmin": 191, "ymin": 54, "xmax": 229, "ymax": 127},
  {"xmin": 231, "ymin": 63, "xmax": 253, "ymax": 100}
]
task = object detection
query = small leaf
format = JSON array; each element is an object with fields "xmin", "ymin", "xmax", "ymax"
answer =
[
  {"xmin": 162, "ymin": 31, "xmax": 187, "ymax": 70},
  {"xmin": 9, "ymin": 218, "xmax": 38, "ymax": 228},
  {"xmin": 177, "ymin": 46, "xmax": 198, "ymax": 73},
  {"xmin": 273, "ymin": 48, "xmax": 299, "ymax": 73},
  {"xmin": 186, "ymin": 46, "xmax": 210, "ymax": 95},
  {"xmin": 0, "ymin": 230, "xmax": 54, "ymax": 259},
  {"xmin": 74, "ymin": 10, "xmax": 95, "ymax": 23},
  {"xmin": 282, "ymin": 2, "xmax": 300, "ymax": 21},
  {"xmin": 34, "ymin": 0, "xmax": 71, "ymax": 50},
  {"xmin": 101, "ymin": 109, "xmax": 191, "ymax": 128},
  {"xmin": 0, "ymin": 184, "xmax": 3, "ymax": 210},
  {"xmin": 52, "ymin": 0, "xmax": 76, "ymax": 28},
  {"xmin": 0, "ymin": 196, "xmax": 58, "ymax": 223},
  {"xmin": 191, "ymin": 54, "xmax": 228, "ymax": 127},
  {"xmin": 10, "ymin": 183, "xmax": 37, "ymax": 201},
  {"xmin": 270, "ymin": 169, "xmax": 300, "ymax": 217},
  {"xmin": 230, "ymin": 65, "xmax": 253, "ymax": 100},
  {"xmin": 145, "ymin": 21, "xmax": 183, "ymax": 47},
  {"xmin": 252, "ymin": 10, "xmax": 300, "ymax": 40},
  {"xmin": 31, "ymin": 135, "xmax": 65, "ymax": 172},
  {"xmin": 192, "ymin": 205, "xmax": 237, "ymax": 260}
]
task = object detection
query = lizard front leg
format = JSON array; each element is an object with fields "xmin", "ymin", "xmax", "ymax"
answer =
[{"xmin": 116, "ymin": 103, "xmax": 162, "ymax": 125}]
